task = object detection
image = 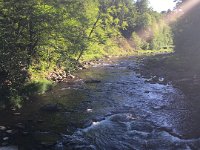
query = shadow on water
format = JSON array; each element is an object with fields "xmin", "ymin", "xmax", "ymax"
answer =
[{"xmin": 0, "ymin": 57, "xmax": 200, "ymax": 149}]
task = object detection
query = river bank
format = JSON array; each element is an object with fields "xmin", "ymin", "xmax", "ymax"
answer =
[
  {"xmin": 139, "ymin": 54, "xmax": 200, "ymax": 98},
  {"xmin": 1, "ymin": 54, "xmax": 200, "ymax": 149}
]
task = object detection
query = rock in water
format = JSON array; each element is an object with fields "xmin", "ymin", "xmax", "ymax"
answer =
[
  {"xmin": 85, "ymin": 79, "xmax": 101, "ymax": 84},
  {"xmin": 40, "ymin": 103, "xmax": 63, "ymax": 112},
  {"xmin": 3, "ymin": 137, "xmax": 9, "ymax": 141},
  {"xmin": 0, "ymin": 126, "xmax": 6, "ymax": 131}
]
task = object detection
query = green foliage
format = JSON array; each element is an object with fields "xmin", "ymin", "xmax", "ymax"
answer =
[
  {"xmin": 0, "ymin": 0, "xmax": 174, "ymax": 108},
  {"xmin": 131, "ymin": 32, "xmax": 143, "ymax": 50},
  {"xmin": 22, "ymin": 80, "xmax": 53, "ymax": 95},
  {"xmin": 9, "ymin": 93, "xmax": 23, "ymax": 109},
  {"xmin": 149, "ymin": 21, "xmax": 173, "ymax": 50}
]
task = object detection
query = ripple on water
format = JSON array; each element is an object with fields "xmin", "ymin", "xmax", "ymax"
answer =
[
  {"xmin": 56, "ymin": 113, "xmax": 200, "ymax": 150},
  {"xmin": 2, "ymin": 58, "xmax": 200, "ymax": 149}
]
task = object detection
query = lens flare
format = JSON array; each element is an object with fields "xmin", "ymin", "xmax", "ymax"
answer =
[
  {"xmin": 165, "ymin": 0, "xmax": 200, "ymax": 24},
  {"xmin": 129, "ymin": 0, "xmax": 200, "ymax": 48}
]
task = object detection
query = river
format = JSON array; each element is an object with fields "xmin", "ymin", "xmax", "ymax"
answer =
[{"xmin": 0, "ymin": 57, "xmax": 200, "ymax": 150}]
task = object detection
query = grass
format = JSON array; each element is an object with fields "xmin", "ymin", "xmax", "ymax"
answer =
[
  {"xmin": 22, "ymin": 79, "xmax": 54, "ymax": 95},
  {"xmin": 134, "ymin": 49, "xmax": 174, "ymax": 56},
  {"xmin": 80, "ymin": 37, "xmax": 174, "ymax": 62},
  {"xmin": 81, "ymin": 48, "xmax": 174, "ymax": 62}
]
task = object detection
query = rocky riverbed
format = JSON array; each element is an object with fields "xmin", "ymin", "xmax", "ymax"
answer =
[{"xmin": 0, "ymin": 56, "xmax": 200, "ymax": 150}]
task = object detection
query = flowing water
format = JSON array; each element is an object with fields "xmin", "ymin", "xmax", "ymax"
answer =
[{"xmin": 0, "ymin": 57, "xmax": 200, "ymax": 149}]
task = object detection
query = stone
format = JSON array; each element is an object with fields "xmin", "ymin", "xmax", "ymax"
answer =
[
  {"xmin": 0, "ymin": 126, "xmax": 6, "ymax": 131},
  {"xmin": 158, "ymin": 77, "xmax": 164, "ymax": 82},
  {"xmin": 86, "ymin": 109, "xmax": 93, "ymax": 113},
  {"xmin": 3, "ymin": 137, "xmax": 9, "ymax": 141},
  {"xmin": 152, "ymin": 105, "xmax": 165, "ymax": 110},
  {"xmin": 85, "ymin": 79, "xmax": 101, "ymax": 84},
  {"xmin": 13, "ymin": 113, "xmax": 21, "ymax": 116},
  {"xmin": 15, "ymin": 123, "xmax": 25, "ymax": 129},
  {"xmin": 22, "ymin": 131, "xmax": 29, "ymax": 136},
  {"xmin": 68, "ymin": 74, "xmax": 75, "ymax": 79},
  {"xmin": 6, "ymin": 130, "xmax": 13, "ymax": 134},
  {"xmin": 82, "ymin": 65, "xmax": 89, "ymax": 69}
]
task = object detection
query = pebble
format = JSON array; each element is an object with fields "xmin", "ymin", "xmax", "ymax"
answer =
[
  {"xmin": 22, "ymin": 131, "xmax": 29, "ymax": 136},
  {"xmin": 13, "ymin": 113, "xmax": 21, "ymax": 116},
  {"xmin": 159, "ymin": 77, "xmax": 164, "ymax": 82},
  {"xmin": 0, "ymin": 126, "xmax": 6, "ymax": 131},
  {"xmin": 3, "ymin": 137, "xmax": 9, "ymax": 141},
  {"xmin": 15, "ymin": 123, "xmax": 25, "ymax": 129},
  {"xmin": 68, "ymin": 74, "xmax": 75, "ymax": 79},
  {"xmin": 11, "ymin": 108, "xmax": 16, "ymax": 111},
  {"xmin": 6, "ymin": 130, "xmax": 13, "ymax": 134},
  {"xmin": 86, "ymin": 109, "xmax": 93, "ymax": 113}
]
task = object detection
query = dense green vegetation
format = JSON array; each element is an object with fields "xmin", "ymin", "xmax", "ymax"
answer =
[{"xmin": 0, "ymin": 0, "xmax": 173, "ymax": 108}]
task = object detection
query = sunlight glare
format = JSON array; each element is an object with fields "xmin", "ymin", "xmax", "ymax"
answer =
[
  {"xmin": 134, "ymin": 0, "xmax": 200, "ymax": 44},
  {"xmin": 165, "ymin": 0, "xmax": 200, "ymax": 24},
  {"xmin": 149, "ymin": 0, "xmax": 175, "ymax": 12}
]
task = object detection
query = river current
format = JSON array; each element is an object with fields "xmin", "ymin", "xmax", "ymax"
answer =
[{"xmin": 0, "ymin": 57, "xmax": 200, "ymax": 149}]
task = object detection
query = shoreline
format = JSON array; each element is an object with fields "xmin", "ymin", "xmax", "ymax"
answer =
[{"xmin": 138, "ymin": 53, "xmax": 200, "ymax": 97}]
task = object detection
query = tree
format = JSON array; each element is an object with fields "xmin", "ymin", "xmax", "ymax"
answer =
[
  {"xmin": 0, "ymin": 0, "xmax": 63, "ymax": 106},
  {"xmin": 0, "ymin": 0, "xmax": 174, "ymax": 107}
]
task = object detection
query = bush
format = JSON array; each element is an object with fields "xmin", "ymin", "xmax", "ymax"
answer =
[
  {"xmin": 131, "ymin": 32, "xmax": 144, "ymax": 50},
  {"xmin": 22, "ymin": 80, "xmax": 53, "ymax": 95}
]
